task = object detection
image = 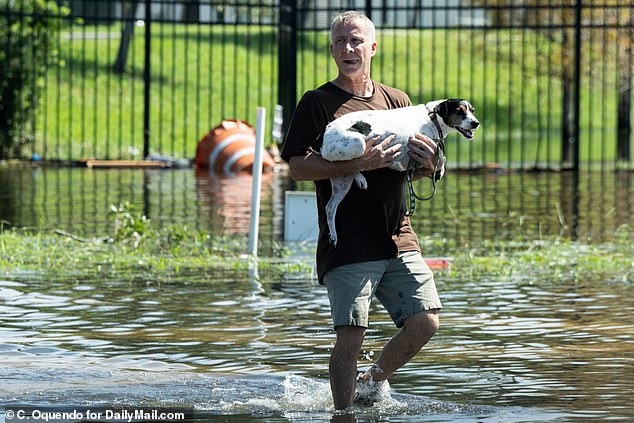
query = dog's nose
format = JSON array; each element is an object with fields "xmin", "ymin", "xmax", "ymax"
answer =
[{"xmin": 471, "ymin": 120, "xmax": 480, "ymax": 129}]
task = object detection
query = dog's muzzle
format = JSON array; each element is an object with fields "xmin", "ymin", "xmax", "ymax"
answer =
[{"xmin": 456, "ymin": 120, "xmax": 479, "ymax": 140}]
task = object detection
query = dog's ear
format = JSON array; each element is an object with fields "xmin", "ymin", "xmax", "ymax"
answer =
[
  {"xmin": 433, "ymin": 100, "xmax": 452, "ymax": 121},
  {"xmin": 435, "ymin": 99, "xmax": 465, "ymax": 120}
]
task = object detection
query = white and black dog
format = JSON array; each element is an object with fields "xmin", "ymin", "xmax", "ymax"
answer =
[{"xmin": 321, "ymin": 98, "xmax": 479, "ymax": 247}]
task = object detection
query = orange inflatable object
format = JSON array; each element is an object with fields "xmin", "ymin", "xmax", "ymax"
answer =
[
  {"xmin": 195, "ymin": 119, "xmax": 275, "ymax": 176},
  {"xmin": 424, "ymin": 257, "xmax": 452, "ymax": 270}
]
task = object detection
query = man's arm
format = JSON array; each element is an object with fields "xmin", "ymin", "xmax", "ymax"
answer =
[{"xmin": 288, "ymin": 134, "xmax": 400, "ymax": 181}]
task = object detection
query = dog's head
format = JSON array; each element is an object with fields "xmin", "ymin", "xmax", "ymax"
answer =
[{"xmin": 428, "ymin": 99, "xmax": 479, "ymax": 140}]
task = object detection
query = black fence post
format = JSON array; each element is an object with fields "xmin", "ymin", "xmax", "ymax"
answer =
[
  {"xmin": 143, "ymin": 0, "xmax": 151, "ymax": 158},
  {"xmin": 617, "ymin": 11, "xmax": 633, "ymax": 163},
  {"xmin": 572, "ymin": 0, "xmax": 582, "ymax": 170},
  {"xmin": 569, "ymin": 0, "xmax": 582, "ymax": 171},
  {"xmin": 562, "ymin": 0, "xmax": 583, "ymax": 170},
  {"xmin": 278, "ymin": 0, "xmax": 297, "ymax": 141}
]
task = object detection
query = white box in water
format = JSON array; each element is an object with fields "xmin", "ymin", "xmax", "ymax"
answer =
[{"xmin": 284, "ymin": 191, "xmax": 318, "ymax": 242}]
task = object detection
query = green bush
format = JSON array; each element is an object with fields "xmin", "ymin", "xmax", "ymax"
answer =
[
  {"xmin": 109, "ymin": 202, "xmax": 151, "ymax": 247},
  {"xmin": 0, "ymin": 0, "xmax": 66, "ymax": 159}
]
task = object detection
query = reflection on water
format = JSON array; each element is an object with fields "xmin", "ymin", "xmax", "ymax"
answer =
[
  {"xmin": 0, "ymin": 166, "xmax": 284, "ymax": 241},
  {"xmin": 194, "ymin": 168, "xmax": 276, "ymax": 237},
  {"xmin": 0, "ymin": 269, "xmax": 632, "ymax": 421},
  {"xmin": 1, "ymin": 166, "xmax": 632, "ymax": 249}
]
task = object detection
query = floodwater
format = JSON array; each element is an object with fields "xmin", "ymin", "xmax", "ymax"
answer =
[
  {"xmin": 1, "ymin": 166, "xmax": 633, "ymax": 245},
  {"xmin": 1, "ymin": 165, "xmax": 633, "ymax": 422}
]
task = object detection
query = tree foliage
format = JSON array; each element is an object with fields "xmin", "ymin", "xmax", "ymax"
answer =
[{"xmin": 0, "ymin": 0, "xmax": 67, "ymax": 159}]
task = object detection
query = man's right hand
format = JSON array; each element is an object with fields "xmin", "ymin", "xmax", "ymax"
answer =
[
  {"xmin": 357, "ymin": 133, "xmax": 401, "ymax": 171},
  {"xmin": 287, "ymin": 133, "xmax": 401, "ymax": 182}
]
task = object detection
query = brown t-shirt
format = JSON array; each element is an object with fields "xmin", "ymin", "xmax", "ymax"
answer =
[{"xmin": 281, "ymin": 81, "xmax": 421, "ymax": 283}]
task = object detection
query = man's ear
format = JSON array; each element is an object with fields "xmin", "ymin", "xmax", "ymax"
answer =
[{"xmin": 370, "ymin": 41, "xmax": 377, "ymax": 57}]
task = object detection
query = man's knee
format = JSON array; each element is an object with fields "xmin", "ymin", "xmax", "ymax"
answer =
[
  {"xmin": 404, "ymin": 310, "xmax": 439, "ymax": 339},
  {"xmin": 333, "ymin": 325, "xmax": 366, "ymax": 358}
]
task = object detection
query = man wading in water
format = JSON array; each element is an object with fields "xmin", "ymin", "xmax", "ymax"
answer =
[{"xmin": 281, "ymin": 11, "xmax": 443, "ymax": 411}]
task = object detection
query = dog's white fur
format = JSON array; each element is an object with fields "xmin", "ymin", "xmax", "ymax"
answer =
[{"xmin": 321, "ymin": 99, "xmax": 479, "ymax": 247}]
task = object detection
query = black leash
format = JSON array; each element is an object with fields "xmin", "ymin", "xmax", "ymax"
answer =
[{"xmin": 404, "ymin": 107, "xmax": 446, "ymax": 216}]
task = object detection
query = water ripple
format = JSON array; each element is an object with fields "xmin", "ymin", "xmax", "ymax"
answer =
[{"xmin": 0, "ymin": 270, "xmax": 633, "ymax": 421}]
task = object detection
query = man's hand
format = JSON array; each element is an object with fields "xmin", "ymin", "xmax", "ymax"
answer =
[
  {"xmin": 287, "ymin": 133, "xmax": 401, "ymax": 182},
  {"xmin": 407, "ymin": 132, "xmax": 444, "ymax": 177},
  {"xmin": 357, "ymin": 133, "xmax": 401, "ymax": 171}
]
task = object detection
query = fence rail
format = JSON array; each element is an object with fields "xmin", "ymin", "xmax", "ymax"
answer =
[{"xmin": 1, "ymin": 0, "xmax": 632, "ymax": 170}]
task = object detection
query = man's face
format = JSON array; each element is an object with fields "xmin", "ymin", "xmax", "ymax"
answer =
[{"xmin": 330, "ymin": 19, "xmax": 377, "ymax": 79}]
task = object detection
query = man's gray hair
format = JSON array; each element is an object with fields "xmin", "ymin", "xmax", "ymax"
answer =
[{"xmin": 330, "ymin": 10, "xmax": 375, "ymax": 43}]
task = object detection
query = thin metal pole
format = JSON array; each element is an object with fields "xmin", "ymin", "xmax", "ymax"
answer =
[{"xmin": 248, "ymin": 108, "xmax": 267, "ymax": 257}]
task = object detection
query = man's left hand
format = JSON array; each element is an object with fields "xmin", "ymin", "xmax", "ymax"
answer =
[{"xmin": 407, "ymin": 132, "xmax": 444, "ymax": 176}]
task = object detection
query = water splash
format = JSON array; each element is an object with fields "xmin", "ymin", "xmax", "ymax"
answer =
[
  {"xmin": 220, "ymin": 374, "xmax": 493, "ymax": 417},
  {"xmin": 281, "ymin": 374, "xmax": 333, "ymax": 412},
  {"xmin": 1, "ymin": 362, "xmax": 574, "ymax": 422}
]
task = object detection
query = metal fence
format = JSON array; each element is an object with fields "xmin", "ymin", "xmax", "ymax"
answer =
[{"xmin": 1, "ymin": 0, "xmax": 633, "ymax": 170}]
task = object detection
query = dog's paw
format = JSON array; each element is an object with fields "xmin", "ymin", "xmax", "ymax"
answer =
[{"xmin": 354, "ymin": 173, "xmax": 368, "ymax": 190}]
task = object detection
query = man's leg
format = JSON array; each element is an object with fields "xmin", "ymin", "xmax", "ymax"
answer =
[
  {"xmin": 364, "ymin": 310, "xmax": 439, "ymax": 382},
  {"xmin": 329, "ymin": 325, "xmax": 366, "ymax": 410},
  {"xmin": 365, "ymin": 252, "xmax": 443, "ymax": 382},
  {"xmin": 324, "ymin": 260, "xmax": 389, "ymax": 410}
]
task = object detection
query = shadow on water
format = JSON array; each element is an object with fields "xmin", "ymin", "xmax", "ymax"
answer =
[{"xmin": 0, "ymin": 165, "xmax": 633, "ymax": 422}]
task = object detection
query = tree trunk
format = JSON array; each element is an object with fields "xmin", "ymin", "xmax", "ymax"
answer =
[{"xmin": 113, "ymin": 0, "xmax": 140, "ymax": 74}]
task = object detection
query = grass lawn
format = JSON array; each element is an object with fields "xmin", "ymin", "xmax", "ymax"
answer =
[
  {"xmin": 1, "ymin": 221, "xmax": 631, "ymax": 285},
  {"xmin": 31, "ymin": 24, "xmax": 625, "ymax": 166}
]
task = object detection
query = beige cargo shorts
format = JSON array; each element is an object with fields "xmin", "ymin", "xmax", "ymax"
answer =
[{"xmin": 323, "ymin": 251, "xmax": 442, "ymax": 328}]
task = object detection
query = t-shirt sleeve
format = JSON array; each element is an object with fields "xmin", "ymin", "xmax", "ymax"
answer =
[{"xmin": 280, "ymin": 91, "xmax": 326, "ymax": 163}]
